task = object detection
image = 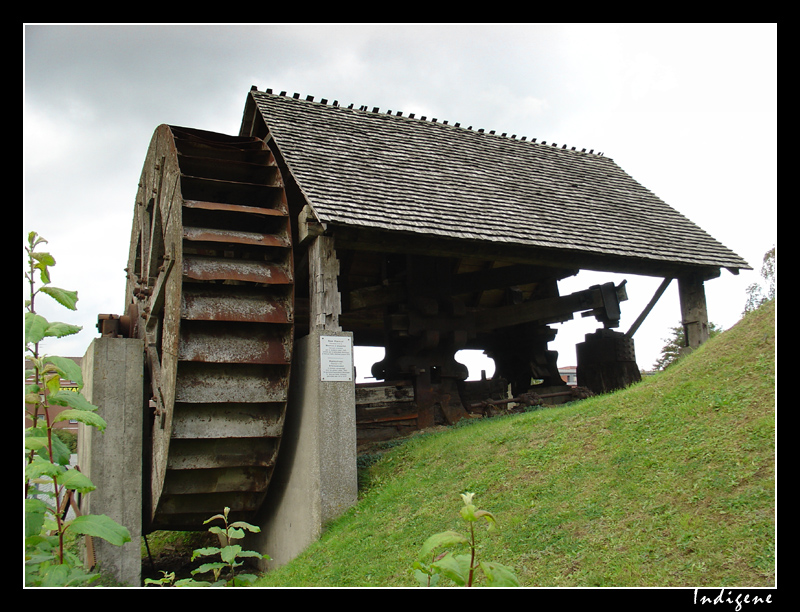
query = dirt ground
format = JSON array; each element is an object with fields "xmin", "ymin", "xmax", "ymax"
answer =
[{"xmin": 140, "ymin": 530, "xmax": 222, "ymax": 585}]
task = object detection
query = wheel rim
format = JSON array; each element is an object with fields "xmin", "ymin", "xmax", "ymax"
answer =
[{"xmin": 125, "ymin": 125, "xmax": 294, "ymax": 531}]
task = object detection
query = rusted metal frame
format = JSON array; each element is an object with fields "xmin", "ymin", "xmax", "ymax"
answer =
[{"xmin": 356, "ymin": 413, "xmax": 419, "ymax": 425}]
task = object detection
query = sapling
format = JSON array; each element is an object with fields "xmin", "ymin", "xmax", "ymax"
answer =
[
  {"xmin": 413, "ymin": 492, "xmax": 519, "ymax": 587},
  {"xmin": 24, "ymin": 231, "xmax": 131, "ymax": 586},
  {"xmin": 177, "ymin": 507, "xmax": 268, "ymax": 587}
]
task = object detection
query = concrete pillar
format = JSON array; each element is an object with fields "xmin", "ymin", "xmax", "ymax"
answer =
[
  {"xmin": 77, "ymin": 337, "xmax": 144, "ymax": 586},
  {"xmin": 250, "ymin": 328, "xmax": 358, "ymax": 570}
]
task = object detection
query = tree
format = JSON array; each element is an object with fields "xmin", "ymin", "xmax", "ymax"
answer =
[
  {"xmin": 653, "ymin": 322, "xmax": 722, "ymax": 371},
  {"xmin": 743, "ymin": 246, "xmax": 776, "ymax": 315}
]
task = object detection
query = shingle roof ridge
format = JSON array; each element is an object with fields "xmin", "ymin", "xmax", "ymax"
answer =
[{"xmin": 255, "ymin": 86, "xmax": 605, "ymax": 158}]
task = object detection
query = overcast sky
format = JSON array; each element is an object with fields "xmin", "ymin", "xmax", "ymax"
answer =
[{"xmin": 23, "ymin": 23, "xmax": 776, "ymax": 379}]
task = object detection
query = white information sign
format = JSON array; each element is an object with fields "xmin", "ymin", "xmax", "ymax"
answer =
[{"xmin": 319, "ymin": 335, "xmax": 353, "ymax": 381}]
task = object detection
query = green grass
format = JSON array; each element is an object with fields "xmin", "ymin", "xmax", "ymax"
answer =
[{"xmin": 255, "ymin": 299, "xmax": 776, "ymax": 587}]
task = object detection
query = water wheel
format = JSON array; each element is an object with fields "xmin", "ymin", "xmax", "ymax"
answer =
[{"xmin": 124, "ymin": 125, "xmax": 294, "ymax": 531}]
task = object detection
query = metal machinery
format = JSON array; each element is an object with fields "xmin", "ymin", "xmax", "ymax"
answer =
[{"xmin": 110, "ymin": 122, "xmax": 639, "ymax": 533}]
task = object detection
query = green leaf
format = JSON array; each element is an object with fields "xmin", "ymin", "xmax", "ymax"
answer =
[
  {"xmin": 26, "ymin": 455, "xmax": 66, "ymax": 481},
  {"xmin": 54, "ymin": 408, "xmax": 107, "ymax": 431},
  {"xmin": 235, "ymin": 550, "xmax": 264, "ymax": 559},
  {"xmin": 44, "ymin": 371, "xmax": 63, "ymax": 396},
  {"xmin": 59, "ymin": 469, "xmax": 96, "ymax": 494},
  {"xmin": 232, "ymin": 573, "xmax": 259, "ymax": 586},
  {"xmin": 25, "ymin": 312, "xmax": 49, "ymax": 346},
  {"xmin": 39, "ymin": 563, "xmax": 70, "ymax": 587},
  {"xmin": 480, "ymin": 561, "xmax": 520, "ymax": 587},
  {"xmin": 25, "ymin": 436, "xmax": 49, "ymax": 453},
  {"xmin": 193, "ymin": 562, "xmax": 227, "ymax": 575},
  {"xmin": 432, "ymin": 552, "xmax": 470, "ymax": 586},
  {"xmin": 220, "ymin": 544, "xmax": 242, "ymax": 564},
  {"xmin": 49, "ymin": 390, "xmax": 99, "ymax": 412},
  {"xmin": 44, "ymin": 321, "xmax": 82, "ymax": 338},
  {"xmin": 191, "ymin": 546, "xmax": 221, "ymax": 561},
  {"xmin": 419, "ymin": 530, "xmax": 469, "ymax": 559},
  {"xmin": 35, "ymin": 562, "xmax": 99, "ymax": 587},
  {"xmin": 44, "ymin": 356, "xmax": 84, "ymax": 388},
  {"xmin": 28, "ymin": 232, "xmax": 47, "ymax": 250},
  {"xmin": 229, "ymin": 520, "xmax": 261, "ymax": 534},
  {"xmin": 413, "ymin": 567, "xmax": 440, "ymax": 587},
  {"xmin": 227, "ymin": 526, "xmax": 246, "ymax": 541},
  {"xmin": 204, "ymin": 513, "xmax": 227, "ymax": 524},
  {"xmin": 25, "ymin": 498, "xmax": 48, "ymax": 537},
  {"xmin": 48, "ymin": 431, "xmax": 73, "ymax": 466},
  {"xmin": 66, "ymin": 514, "xmax": 131, "ymax": 546},
  {"xmin": 32, "ymin": 252, "xmax": 56, "ymax": 267},
  {"xmin": 40, "ymin": 286, "xmax": 79, "ymax": 311},
  {"xmin": 474, "ymin": 509, "xmax": 498, "ymax": 530}
]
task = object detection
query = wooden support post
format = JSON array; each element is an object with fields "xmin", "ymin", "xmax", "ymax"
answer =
[
  {"xmin": 626, "ymin": 277, "xmax": 672, "ymax": 339},
  {"xmin": 678, "ymin": 274, "xmax": 710, "ymax": 354},
  {"xmin": 309, "ymin": 234, "xmax": 342, "ymax": 332}
]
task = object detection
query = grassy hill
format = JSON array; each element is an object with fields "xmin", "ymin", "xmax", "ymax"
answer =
[{"xmin": 255, "ymin": 299, "xmax": 776, "ymax": 588}]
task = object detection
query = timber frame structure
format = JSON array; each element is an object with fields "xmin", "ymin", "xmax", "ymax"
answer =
[
  {"xmin": 109, "ymin": 86, "xmax": 752, "ymax": 533},
  {"xmin": 233, "ymin": 87, "xmax": 750, "ymax": 442}
]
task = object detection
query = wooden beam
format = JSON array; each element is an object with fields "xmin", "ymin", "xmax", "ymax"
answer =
[
  {"xmin": 474, "ymin": 282, "xmax": 625, "ymax": 332},
  {"xmin": 450, "ymin": 263, "xmax": 577, "ymax": 295},
  {"xmin": 309, "ymin": 234, "xmax": 342, "ymax": 332},
  {"xmin": 343, "ymin": 262, "xmax": 577, "ymax": 312},
  {"xmin": 346, "ymin": 282, "xmax": 405, "ymax": 311},
  {"xmin": 298, "ymin": 204, "xmax": 326, "ymax": 246},
  {"xmin": 625, "ymin": 277, "xmax": 673, "ymax": 338},
  {"xmin": 678, "ymin": 274, "xmax": 709, "ymax": 352},
  {"xmin": 329, "ymin": 224, "xmax": 726, "ymax": 280}
]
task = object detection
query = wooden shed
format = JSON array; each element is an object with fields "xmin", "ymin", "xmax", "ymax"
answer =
[{"xmin": 234, "ymin": 87, "xmax": 750, "ymax": 440}]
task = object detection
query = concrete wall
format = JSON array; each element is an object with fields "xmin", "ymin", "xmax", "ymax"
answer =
[
  {"xmin": 77, "ymin": 337, "xmax": 144, "ymax": 587},
  {"xmin": 249, "ymin": 329, "xmax": 358, "ymax": 570}
]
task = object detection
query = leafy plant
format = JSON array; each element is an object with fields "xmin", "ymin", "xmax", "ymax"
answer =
[
  {"xmin": 143, "ymin": 570, "xmax": 177, "ymax": 587},
  {"xmin": 24, "ymin": 231, "xmax": 131, "ymax": 586},
  {"xmin": 173, "ymin": 507, "xmax": 268, "ymax": 587},
  {"xmin": 413, "ymin": 492, "xmax": 519, "ymax": 587}
]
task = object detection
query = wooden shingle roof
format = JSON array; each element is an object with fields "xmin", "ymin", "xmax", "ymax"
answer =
[{"xmin": 248, "ymin": 89, "xmax": 750, "ymax": 275}]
